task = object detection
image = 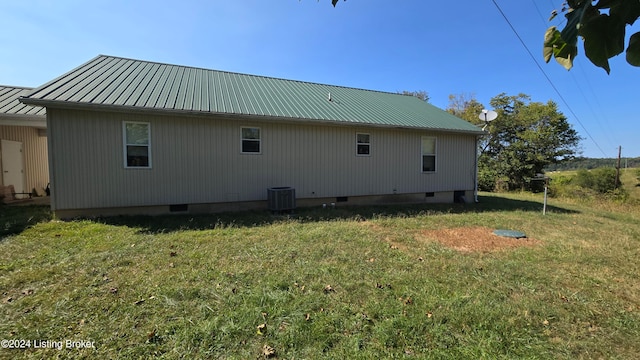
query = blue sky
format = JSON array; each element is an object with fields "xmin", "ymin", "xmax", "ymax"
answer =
[{"xmin": 1, "ymin": 0, "xmax": 637, "ymax": 158}]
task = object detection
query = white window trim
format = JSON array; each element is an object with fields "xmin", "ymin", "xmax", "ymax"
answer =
[
  {"xmin": 356, "ymin": 133, "xmax": 371, "ymax": 157},
  {"xmin": 421, "ymin": 136, "xmax": 437, "ymax": 173},
  {"xmin": 241, "ymin": 126, "xmax": 262, "ymax": 154},
  {"xmin": 123, "ymin": 121, "xmax": 152, "ymax": 169}
]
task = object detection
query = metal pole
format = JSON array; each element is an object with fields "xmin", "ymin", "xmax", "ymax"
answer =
[
  {"xmin": 543, "ymin": 181, "xmax": 548, "ymax": 215},
  {"xmin": 474, "ymin": 136, "xmax": 479, "ymax": 202},
  {"xmin": 615, "ymin": 145, "xmax": 622, "ymax": 188}
]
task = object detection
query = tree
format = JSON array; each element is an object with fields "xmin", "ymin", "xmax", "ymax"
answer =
[
  {"xmin": 544, "ymin": 0, "xmax": 640, "ymax": 73},
  {"xmin": 448, "ymin": 93, "xmax": 581, "ymax": 191},
  {"xmin": 399, "ymin": 90, "xmax": 429, "ymax": 102},
  {"xmin": 446, "ymin": 93, "xmax": 484, "ymax": 123}
]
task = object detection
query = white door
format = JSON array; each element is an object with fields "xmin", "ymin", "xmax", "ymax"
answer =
[{"xmin": 1, "ymin": 139, "xmax": 26, "ymax": 198}]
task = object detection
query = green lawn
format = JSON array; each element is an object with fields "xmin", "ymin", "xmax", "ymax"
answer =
[{"xmin": 1, "ymin": 193, "xmax": 639, "ymax": 359}]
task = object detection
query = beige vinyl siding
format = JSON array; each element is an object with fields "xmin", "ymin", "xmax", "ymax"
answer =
[
  {"xmin": 0, "ymin": 125, "xmax": 49, "ymax": 193},
  {"xmin": 47, "ymin": 108, "xmax": 477, "ymax": 211}
]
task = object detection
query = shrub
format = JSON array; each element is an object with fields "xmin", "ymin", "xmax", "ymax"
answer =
[
  {"xmin": 478, "ymin": 168, "xmax": 498, "ymax": 192},
  {"xmin": 549, "ymin": 167, "xmax": 626, "ymax": 200},
  {"xmin": 572, "ymin": 168, "xmax": 619, "ymax": 194}
]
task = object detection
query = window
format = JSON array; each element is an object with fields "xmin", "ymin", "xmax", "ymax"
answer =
[
  {"xmin": 356, "ymin": 133, "xmax": 370, "ymax": 156},
  {"xmin": 123, "ymin": 122, "xmax": 151, "ymax": 168},
  {"xmin": 421, "ymin": 136, "xmax": 436, "ymax": 172},
  {"xmin": 241, "ymin": 127, "xmax": 261, "ymax": 153}
]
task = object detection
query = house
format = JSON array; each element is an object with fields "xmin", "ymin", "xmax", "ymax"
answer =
[
  {"xmin": 0, "ymin": 85, "xmax": 48, "ymax": 201},
  {"xmin": 20, "ymin": 55, "xmax": 483, "ymax": 218}
]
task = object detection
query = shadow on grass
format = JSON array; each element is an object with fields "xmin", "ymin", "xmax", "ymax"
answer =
[
  {"xmin": 92, "ymin": 194, "xmax": 578, "ymax": 234},
  {"xmin": 0, "ymin": 204, "xmax": 52, "ymax": 239},
  {"xmin": 0, "ymin": 195, "xmax": 578, "ymax": 236}
]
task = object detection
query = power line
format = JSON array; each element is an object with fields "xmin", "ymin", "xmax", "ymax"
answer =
[
  {"xmin": 533, "ymin": 0, "xmax": 616, "ymax": 151},
  {"xmin": 491, "ymin": 0, "xmax": 610, "ymax": 157},
  {"xmin": 530, "ymin": 0, "xmax": 549, "ymax": 26},
  {"xmin": 570, "ymin": 64, "xmax": 616, "ymax": 149}
]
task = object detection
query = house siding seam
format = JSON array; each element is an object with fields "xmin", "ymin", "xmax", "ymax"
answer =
[{"xmin": 47, "ymin": 108, "xmax": 476, "ymax": 211}]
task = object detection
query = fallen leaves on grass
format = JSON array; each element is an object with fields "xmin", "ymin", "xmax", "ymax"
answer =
[
  {"xmin": 376, "ymin": 282, "xmax": 392, "ymax": 289},
  {"xmin": 323, "ymin": 285, "xmax": 335, "ymax": 293},
  {"xmin": 261, "ymin": 344, "xmax": 276, "ymax": 358}
]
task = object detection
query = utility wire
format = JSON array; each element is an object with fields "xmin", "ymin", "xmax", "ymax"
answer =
[
  {"xmin": 570, "ymin": 64, "xmax": 616, "ymax": 149},
  {"xmin": 491, "ymin": 0, "xmax": 609, "ymax": 157},
  {"xmin": 532, "ymin": 0, "xmax": 616, "ymax": 151}
]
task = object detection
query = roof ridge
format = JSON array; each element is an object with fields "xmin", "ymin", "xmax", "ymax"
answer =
[{"xmin": 96, "ymin": 54, "xmax": 404, "ymax": 97}]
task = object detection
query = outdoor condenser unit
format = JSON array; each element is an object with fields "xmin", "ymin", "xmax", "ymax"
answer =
[{"xmin": 267, "ymin": 187, "xmax": 296, "ymax": 211}]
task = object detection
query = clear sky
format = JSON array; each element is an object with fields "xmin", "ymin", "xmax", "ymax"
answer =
[{"xmin": 1, "ymin": 0, "xmax": 637, "ymax": 158}]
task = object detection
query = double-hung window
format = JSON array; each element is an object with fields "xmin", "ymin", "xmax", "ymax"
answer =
[
  {"xmin": 241, "ymin": 127, "xmax": 261, "ymax": 154},
  {"xmin": 123, "ymin": 121, "xmax": 151, "ymax": 168},
  {"xmin": 356, "ymin": 133, "xmax": 370, "ymax": 156},
  {"xmin": 421, "ymin": 136, "xmax": 436, "ymax": 172}
]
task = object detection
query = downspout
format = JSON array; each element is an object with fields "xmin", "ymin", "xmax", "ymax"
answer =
[{"xmin": 474, "ymin": 134, "xmax": 479, "ymax": 203}]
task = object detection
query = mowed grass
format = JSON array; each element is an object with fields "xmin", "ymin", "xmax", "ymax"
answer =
[{"xmin": 1, "ymin": 193, "xmax": 639, "ymax": 359}]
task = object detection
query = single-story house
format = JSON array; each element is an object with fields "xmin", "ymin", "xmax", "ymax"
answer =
[
  {"xmin": 20, "ymin": 55, "xmax": 483, "ymax": 218},
  {"xmin": 0, "ymin": 85, "xmax": 48, "ymax": 201}
]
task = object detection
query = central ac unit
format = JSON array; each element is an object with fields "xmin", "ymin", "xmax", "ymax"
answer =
[{"xmin": 267, "ymin": 187, "xmax": 296, "ymax": 212}]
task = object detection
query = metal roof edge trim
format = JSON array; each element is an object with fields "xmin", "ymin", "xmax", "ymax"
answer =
[
  {"xmin": 0, "ymin": 117, "xmax": 47, "ymax": 128},
  {"xmin": 0, "ymin": 84, "xmax": 33, "ymax": 90},
  {"xmin": 20, "ymin": 55, "xmax": 105, "ymax": 99},
  {"xmin": 0, "ymin": 112, "xmax": 46, "ymax": 120},
  {"xmin": 24, "ymin": 99, "xmax": 483, "ymax": 135}
]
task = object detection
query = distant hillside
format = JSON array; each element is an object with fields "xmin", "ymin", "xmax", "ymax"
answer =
[{"xmin": 546, "ymin": 157, "xmax": 640, "ymax": 171}]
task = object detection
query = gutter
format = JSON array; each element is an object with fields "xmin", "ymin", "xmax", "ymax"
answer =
[{"xmin": 18, "ymin": 98, "xmax": 486, "ymax": 135}]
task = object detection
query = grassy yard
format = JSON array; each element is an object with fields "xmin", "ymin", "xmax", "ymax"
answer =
[{"xmin": 1, "ymin": 193, "xmax": 639, "ymax": 359}]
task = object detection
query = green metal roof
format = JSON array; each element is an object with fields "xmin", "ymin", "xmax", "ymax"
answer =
[
  {"xmin": 0, "ymin": 85, "xmax": 46, "ymax": 117},
  {"xmin": 21, "ymin": 55, "xmax": 482, "ymax": 134}
]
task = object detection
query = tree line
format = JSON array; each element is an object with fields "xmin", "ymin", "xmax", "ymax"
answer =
[{"xmin": 546, "ymin": 157, "xmax": 640, "ymax": 171}]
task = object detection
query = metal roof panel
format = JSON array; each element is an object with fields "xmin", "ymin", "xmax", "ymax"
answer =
[
  {"xmin": 20, "ymin": 55, "xmax": 483, "ymax": 133},
  {"xmin": 0, "ymin": 85, "xmax": 46, "ymax": 117}
]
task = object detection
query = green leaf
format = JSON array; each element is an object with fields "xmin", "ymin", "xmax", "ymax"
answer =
[
  {"xmin": 626, "ymin": 32, "xmax": 640, "ymax": 66},
  {"xmin": 580, "ymin": 14, "xmax": 626, "ymax": 74},
  {"xmin": 560, "ymin": 3, "xmax": 591, "ymax": 48},
  {"xmin": 543, "ymin": 26, "xmax": 577, "ymax": 70},
  {"xmin": 332, "ymin": 0, "xmax": 340, "ymax": 7},
  {"xmin": 543, "ymin": 27, "xmax": 560, "ymax": 63},
  {"xmin": 609, "ymin": 0, "xmax": 640, "ymax": 25}
]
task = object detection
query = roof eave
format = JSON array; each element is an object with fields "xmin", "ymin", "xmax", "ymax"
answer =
[
  {"xmin": 0, "ymin": 113, "xmax": 47, "ymax": 128},
  {"xmin": 19, "ymin": 99, "xmax": 485, "ymax": 135}
]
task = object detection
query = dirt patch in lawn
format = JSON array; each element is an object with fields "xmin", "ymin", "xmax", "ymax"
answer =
[{"xmin": 416, "ymin": 226, "xmax": 541, "ymax": 253}]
